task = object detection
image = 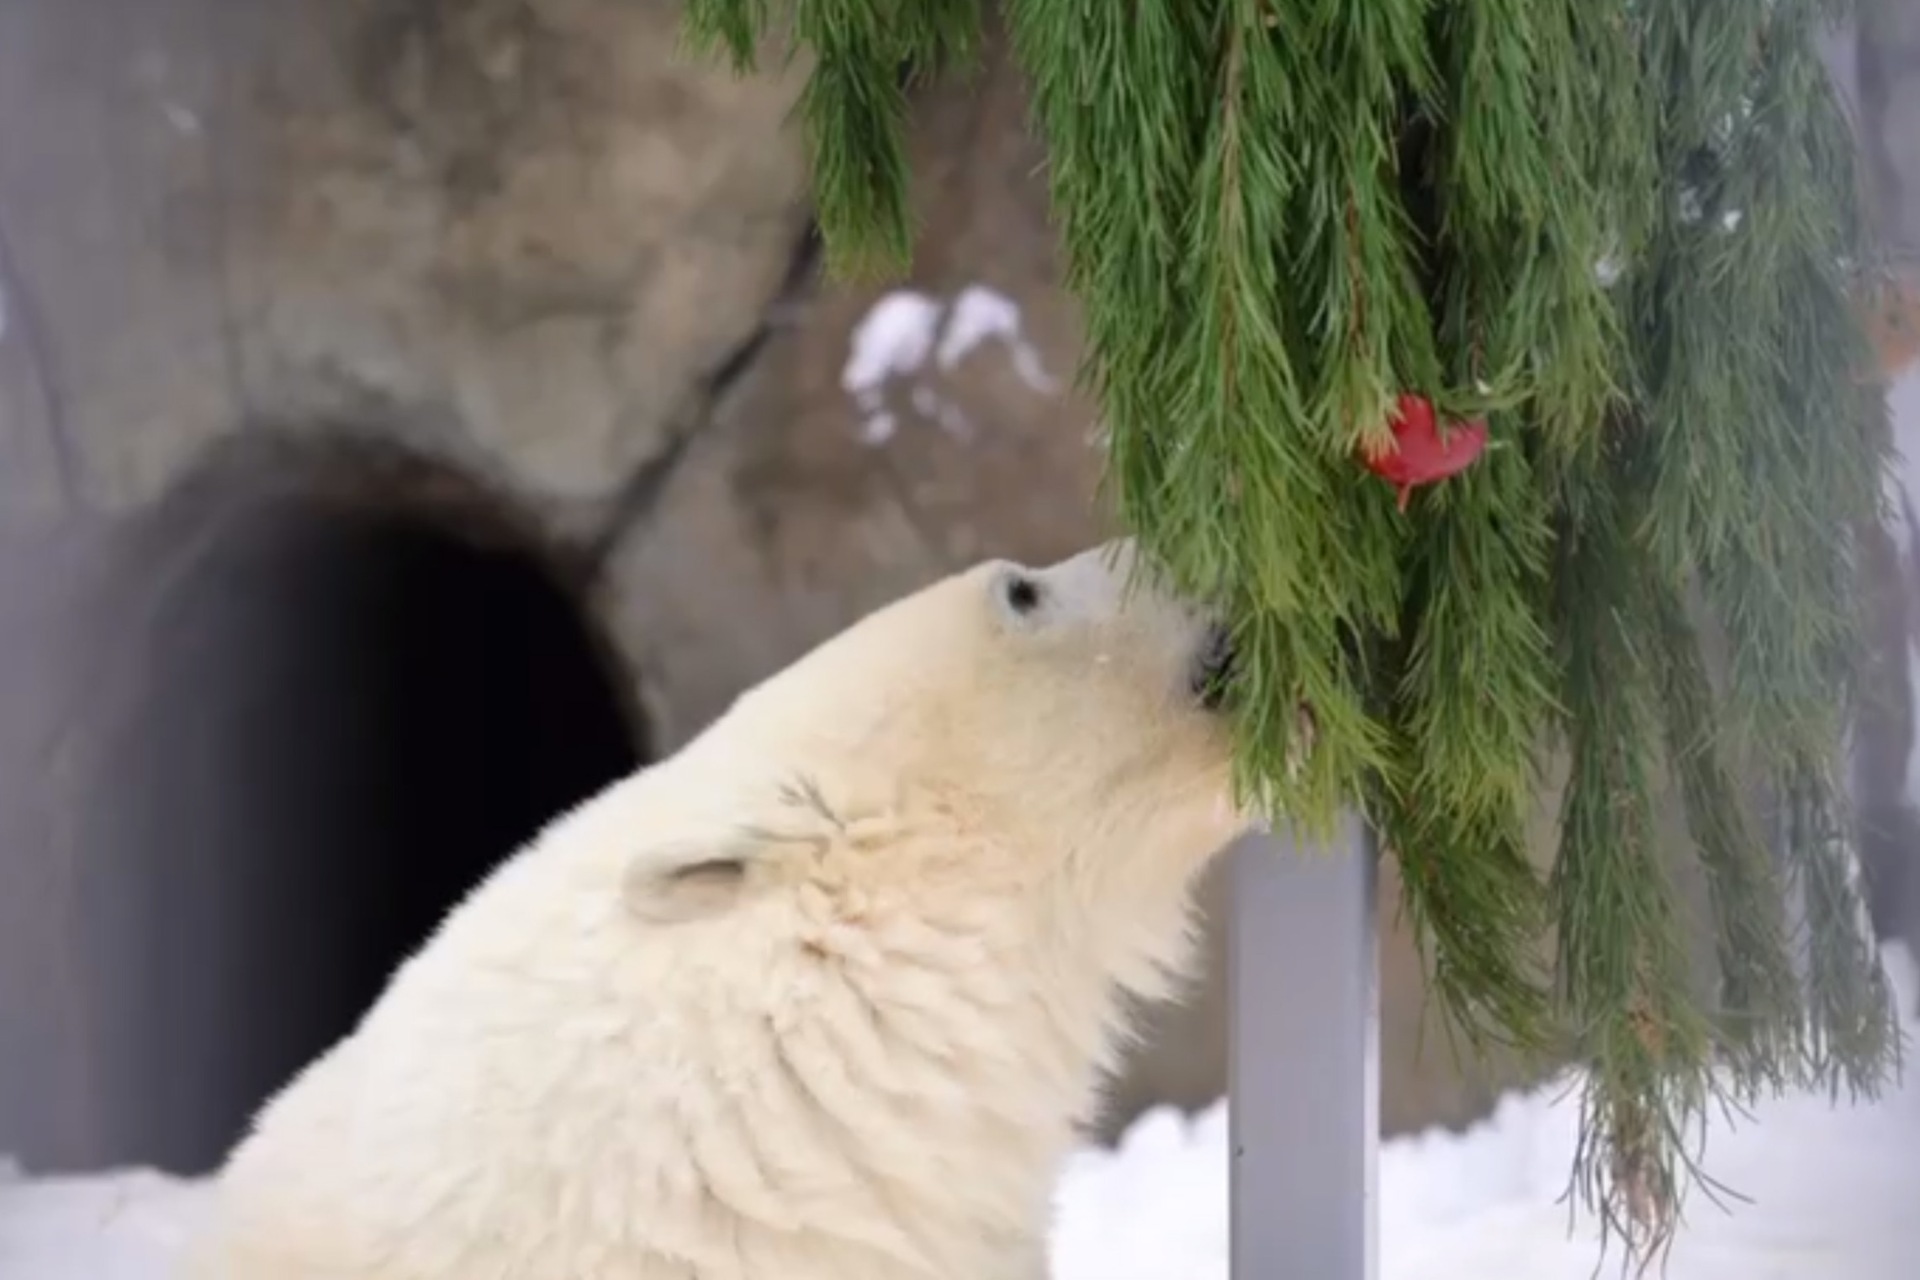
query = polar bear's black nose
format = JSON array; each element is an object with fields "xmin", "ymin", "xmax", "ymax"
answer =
[{"xmin": 1192, "ymin": 621, "xmax": 1237, "ymax": 711}]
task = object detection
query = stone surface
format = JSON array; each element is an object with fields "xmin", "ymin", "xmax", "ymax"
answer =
[
  {"xmin": 0, "ymin": 0, "xmax": 813, "ymax": 523},
  {"xmin": 598, "ymin": 16, "xmax": 1106, "ymax": 747},
  {"xmin": 1859, "ymin": 0, "xmax": 1920, "ymax": 257},
  {"xmin": 0, "ymin": 525, "xmax": 121, "ymax": 1166},
  {"xmin": 1852, "ymin": 1, "xmax": 1920, "ymax": 955}
]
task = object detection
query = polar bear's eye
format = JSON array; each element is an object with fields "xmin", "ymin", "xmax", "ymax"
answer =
[{"xmin": 1002, "ymin": 573, "xmax": 1043, "ymax": 616}]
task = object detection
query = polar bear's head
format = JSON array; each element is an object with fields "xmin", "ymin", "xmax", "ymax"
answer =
[{"xmin": 621, "ymin": 541, "xmax": 1253, "ymax": 987}]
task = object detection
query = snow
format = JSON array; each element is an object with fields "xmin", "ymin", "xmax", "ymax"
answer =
[
  {"xmin": 0, "ymin": 1165, "xmax": 208, "ymax": 1280},
  {"xmin": 1680, "ymin": 187, "xmax": 1706, "ymax": 225},
  {"xmin": 840, "ymin": 284, "xmax": 1056, "ymax": 445},
  {"xmin": 936, "ymin": 286, "xmax": 1058, "ymax": 394},
  {"xmin": 4, "ymin": 944, "xmax": 1916, "ymax": 1279},
  {"xmin": 158, "ymin": 101, "xmax": 202, "ymax": 138},
  {"xmin": 1054, "ymin": 943, "xmax": 1920, "ymax": 1279},
  {"xmin": 841, "ymin": 290, "xmax": 943, "ymax": 444}
]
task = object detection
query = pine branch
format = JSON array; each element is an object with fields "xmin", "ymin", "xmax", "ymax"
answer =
[
  {"xmin": 1155, "ymin": 0, "xmax": 1411, "ymax": 820},
  {"xmin": 1649, "ymin": 577, "xmax": 1804, "ymax": 1083},
  {"xmin": 1282, "ymin": 0, "xmax": 1436, "ymax": 448},
  {"xmin": 681, "ymin": 0, "xmax": 773, "ymax": 69},
  {"xmin": 686, "ymin": 0, "xmax": 981, "ymax": 278},
  {"xmin": 1430, "ymin": 0, "xmax": 1629, "ymax": 452},
  {"xmin": 1392, "ymin": 445, "xmax": 1554, "ymax": 851},
  {"xmin": 1551, "ymin": 448, "xmax": 1717, "ymax": 1260},
  {"xmin": 1775, "ymin": 755, "xmax": 1903, "ymax": 1092},
  {"xmin": 1371, "ymin": 433, "xmax": 1557, "ymax": 1055},
  {"xmin": 683, "ymin": 0, "xmax": 1906, "ymax": 1264}
]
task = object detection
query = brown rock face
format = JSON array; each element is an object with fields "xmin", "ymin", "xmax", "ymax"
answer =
[
  {"xmin": 1853, "ymin": 1, "xmax": 1920, "ymax": 959},
  {"xmin": 0, "ymin": 0, "xmax": 813, "ymax": 521},
  {"xmin": 598, "ymin": 16, "xmax": 1108, "ymax": 746},
  {"xmin": 1859, "ymin": 1, "xmax": 1920, "ymax": 257}
]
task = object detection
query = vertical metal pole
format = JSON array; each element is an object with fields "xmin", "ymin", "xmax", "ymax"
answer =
[{"xmin": 1228, "ymin": 816, "xmax": 1380, "ymax": 1280}]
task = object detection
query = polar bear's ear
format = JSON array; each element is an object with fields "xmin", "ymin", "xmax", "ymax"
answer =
[{"xmin": 620, "ymin": 831, "xmax": 766, "ymax": 925}]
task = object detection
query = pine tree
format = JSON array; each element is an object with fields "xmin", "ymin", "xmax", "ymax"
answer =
[{"xmin": 682, "ymin": 0, "xmax": 1904, "ymax": 1260}]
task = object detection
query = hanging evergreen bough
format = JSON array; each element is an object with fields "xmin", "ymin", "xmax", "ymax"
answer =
[{"xmin": 683, "ymin": 0, "xmax": 1902, "ymax": 1260}]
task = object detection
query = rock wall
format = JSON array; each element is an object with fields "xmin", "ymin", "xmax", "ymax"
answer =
[
  {"xmin": 1836, "ymin": 3, "xmax": 1920, "ymax": 956},
  {"xmin": 0, "ymin": 0, "xmax": 814, "ymax": 529},
  {"xmin": 1858, "ymin": 0, "xmax": 1920, "ymax": 258}
]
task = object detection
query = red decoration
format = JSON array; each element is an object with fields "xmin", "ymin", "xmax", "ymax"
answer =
[{"xmin": 1357, "ymin": 393, "xmax": 1489, "ymax": 511}]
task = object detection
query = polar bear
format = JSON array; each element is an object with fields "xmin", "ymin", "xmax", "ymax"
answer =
[{"xmin": 183, "ymin": 540, "xmax": 1255, "ymax": 1280}]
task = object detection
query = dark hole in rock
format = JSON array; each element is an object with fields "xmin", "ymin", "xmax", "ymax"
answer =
[{"xmin": 38, "ymin": 490, "xmax": 644, "ymax": 1176}]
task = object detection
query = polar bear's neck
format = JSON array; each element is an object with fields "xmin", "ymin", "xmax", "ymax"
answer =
[
  {"xmin": 638, "ymin": 886, "xmax": 1199, "ymax": 1280},
  {"xmin": 285, "ymin": 765, "xmax": 1211, "ymax": 1280}
]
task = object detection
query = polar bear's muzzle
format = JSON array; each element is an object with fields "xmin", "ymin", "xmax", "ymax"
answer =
[{"xmin": 1190, "ymin": 621, "xmax": 1237, "ymax": 711}]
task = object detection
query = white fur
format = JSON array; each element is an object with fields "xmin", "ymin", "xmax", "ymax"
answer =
[{"xmin": 181, "ymin": 541, "xmax": 1253, "ymax": 1280}]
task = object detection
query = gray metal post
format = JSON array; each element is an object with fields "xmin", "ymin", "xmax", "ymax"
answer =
[{"xmin": 1228, "ymin": 817, "xmax": 1380, "ymax": 1280}]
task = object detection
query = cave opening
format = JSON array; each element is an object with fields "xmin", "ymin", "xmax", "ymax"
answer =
[{"xmin": 51, "ymin": 464, "xmax": 646, "ymax": 1176}]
